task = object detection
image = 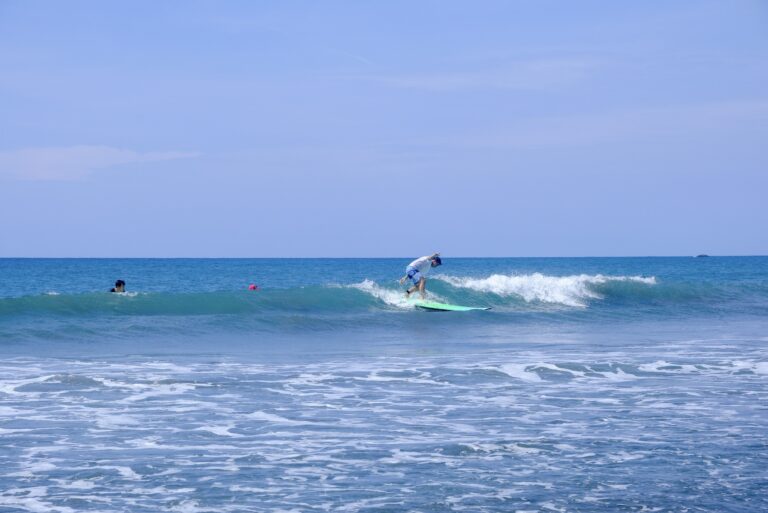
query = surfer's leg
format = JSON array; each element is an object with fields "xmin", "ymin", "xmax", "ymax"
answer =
[{"xmin": 405, "ymin": 270, "xmax": 422, "ymax": 296}]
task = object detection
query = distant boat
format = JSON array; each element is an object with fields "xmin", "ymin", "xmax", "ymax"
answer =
[{"xmin": 695, "ymin": 254, "xmax": 710, "ymax": 258}]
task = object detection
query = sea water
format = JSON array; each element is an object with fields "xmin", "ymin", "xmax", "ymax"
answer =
[{"xmin": 0, "ymin": 257, "xmax": 766, "ymax": 512}]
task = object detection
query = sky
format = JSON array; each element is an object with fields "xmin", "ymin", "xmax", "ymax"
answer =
[{"xmin": 1, "ymin": 0, "xmax": 766, "ymax": 257}]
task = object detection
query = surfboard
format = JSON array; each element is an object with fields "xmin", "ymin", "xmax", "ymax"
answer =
[{"xmin": 409, "ymin": 299, "xmax": 491, "ymax": 312}]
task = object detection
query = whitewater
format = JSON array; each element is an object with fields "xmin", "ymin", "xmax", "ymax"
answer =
[{"xmin": 1, "ymin": 257, "xmax": 767, "ymax": 512}]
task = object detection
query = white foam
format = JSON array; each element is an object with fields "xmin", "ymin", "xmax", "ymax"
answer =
[
  {"xmin": 0, "ymin": 374, "xmax": 57, "ymax": 396},
  {"xmin": 141, "ymin": 362, "xmax": 194, "ymax": 373},
  {"xmin": 606, "ymin": 451, "xmax": 646, "ymax": 462},
  {"xmin": 347, "ymin": 279, "xmax": 414, "ymax": 308},
  {"xmin": 0, "ymin": 406, "xmax": 24, "ymax": 416},
  {"xmin": 638, "ymin": 360, "xmax": 768, "ymax": 376},
  {"xmin": 197, "ymin": 424, "xmax": 244, "ymax": 438},
  {"xmin": 535, "ymin": 362, "xmax": 586, "ymax": 378},
  {"xmin": 247, "ymin": 411, "xmax": 312, "ymax": 426},
  {"xmin": 498, "ymin": 364, "xmax": 542, "ymax": 382},
  {"xmin": 126, "ymin": 437, "xmax": 162, "ymax": 449},
  {"xmin": 379, "ymin": 449, "xmax": 455, "ymax": 466},
  {"xmin": 94, "ymin": 414, "xmax": 141, "ymax": 429},
  {"xmin": 587, "ymin": 398, "xmax": 622, "ymax": 405},
  {"xmin": 116, "ymin": 382, "xmax": 198, "ymax": 403},
  {"xmin": 355, "ymin": 372, "xmax": 447, "ymax": 387},
  {"xmin": 8, "ymin": 460, "xmax": 58, "ymax": 477},
  {"xmin": 168, "ymin": 500, "xmax": 209, "ymax": 513},
  {"xmin": 599, "ymin": 368, "xmax": 638, "ymax": 381},
  {"xmin": 638, "ymin": 360, "xmax": 674, "ymax": 372},
  {"xmin": 55, "ymin": 480, "xmax": 96, "ymax": 490},
  {"xmin": 639, "ymin": 361, "xmax": 700, "ymax": 374},
  {"xmin": 439, "ymin": 273, "xmax": 655, "ymax": 307},
  {"xmin": 104, "ymin": 466, "xmax": 142, "ymax": 480},
  {"xmin": 0, "ymin": 495, "xmax": 76, "ymax": 513},
  {"xmin": 113, "ymin": 291, "xmax": 139, "ymax": 297},
  {"xmin": 540, "ymin": 501, "xmax": 567, "ymax": 512},
  {"xmin": 229, "ymin": 485, "xmax": 276, "ymax": 494},
  {"xmin": 514, "ymin": 481, "xmax": 554, "ymax": 489}
]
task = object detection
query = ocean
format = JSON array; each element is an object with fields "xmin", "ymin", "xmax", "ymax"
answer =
[{"xmin": 1, "ymin": 257, "xmax": 767, "ymax": 512}]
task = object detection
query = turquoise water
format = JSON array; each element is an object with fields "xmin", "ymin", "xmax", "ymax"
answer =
[{"xmin": 1, "ymin": 257, "xmax": 767, "ymax": 511}]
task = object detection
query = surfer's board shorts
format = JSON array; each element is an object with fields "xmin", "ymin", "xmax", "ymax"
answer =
[{"xmin": 406, "ymin": 267, "xmax": 423, "ymax": 286}]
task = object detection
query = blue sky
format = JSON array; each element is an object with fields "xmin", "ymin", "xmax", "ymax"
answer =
[{"xmin": 1, "ymin": 0, "xmax": 766, "ymax": 257}]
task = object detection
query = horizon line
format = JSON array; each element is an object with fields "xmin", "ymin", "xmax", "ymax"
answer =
[{"xmin": 1, "ymin": 255, "xmax": 765, "ymax": 259}]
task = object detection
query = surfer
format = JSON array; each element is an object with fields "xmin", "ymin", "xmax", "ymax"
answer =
[
  {"xmin": 110, "ymin": 279, "xmax": 126, "ymax": 293},
  {"xmin": 400, "ymin": 253, "xmax": 442, "ymax": 299}
]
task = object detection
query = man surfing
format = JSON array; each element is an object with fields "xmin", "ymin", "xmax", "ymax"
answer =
[{"xmin": 400, "ymin": 253, "xmax": 442, "ymax": 299}]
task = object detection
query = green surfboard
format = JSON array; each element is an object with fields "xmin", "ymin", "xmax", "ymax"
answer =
[{"xmin": 409, "ymin": 299, "xmax": 491, "ymax": 312}]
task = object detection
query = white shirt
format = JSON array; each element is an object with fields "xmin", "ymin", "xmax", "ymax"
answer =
[{"xmin": 407, "ymin": 256, "xmax": 433, "ymax": 274}]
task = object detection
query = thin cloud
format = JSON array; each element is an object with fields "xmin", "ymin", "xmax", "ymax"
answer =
[
  {"xmin": 359, "ymin": 59, "xmax": 597, "ymax": 92},
  {"xmin": 448, "ymin": 99, "xmax": 768, "ymax": 149},
  {"xmin": 0, "ymin": 145, "xmax": 200, "ymax": 181}
]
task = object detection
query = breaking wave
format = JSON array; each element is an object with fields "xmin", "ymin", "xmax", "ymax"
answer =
[{"xmin": 437, "ymin": 273, "xmax": 657, "ymax": 307}]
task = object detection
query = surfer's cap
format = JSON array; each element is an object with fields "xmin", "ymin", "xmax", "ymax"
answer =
[{"xmin": 431, "ymin": 256, "xmax": 442, "ymax": 266}]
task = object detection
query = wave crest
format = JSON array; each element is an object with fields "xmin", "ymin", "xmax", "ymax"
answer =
[
  {"xmin": 347, "ymin": 280, "xmax": 413, "ymax": 309},
  {"xmin": 438, "ymin": 273, "xmax": 656, "ymax": 307}
]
